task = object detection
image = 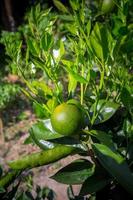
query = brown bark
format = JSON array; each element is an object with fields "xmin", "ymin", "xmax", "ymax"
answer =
[
  {"xmin": 1, "ymin": 0, "xmax": 16, "ymax": 31},
  {"xmin": 0, "ymin": 113, "xmax": 4, "ymax": 144}
]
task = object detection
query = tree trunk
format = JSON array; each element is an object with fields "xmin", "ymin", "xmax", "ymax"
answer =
[
  {"xmin": 0, "ymin": 113, "xmax": 4, "ymax": 144},
  {"xmin": 1, "ymin": 0, "xmax": 16, "ymax": 31}
]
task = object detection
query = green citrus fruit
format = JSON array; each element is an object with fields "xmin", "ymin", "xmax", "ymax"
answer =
[
  {"xmin": 101, "ymin": 0, "xmax": 115, "ymax": 13},
  {"xmin": 51, "ymin": 102, "xmax": 83, "ymax": 136}
]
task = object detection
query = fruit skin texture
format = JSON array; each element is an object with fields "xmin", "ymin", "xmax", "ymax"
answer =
[
  {"xmin": 101, "ymin": 0, "xmax": 115, "ymax": 13},
  {"xmin": 51, "ymin": 103, "xmax": 82, "ymax": 136}
]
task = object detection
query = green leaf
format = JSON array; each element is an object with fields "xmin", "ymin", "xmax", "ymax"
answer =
[
  {"xmin": 121, "ymin": 87, "xmax": 133, "ymax": 110},
  {"xmin": 93, "ymin": 143, "xmax": 133, "ymax": 196},
  {"xmin": 61, "ymin": 59, "xmax": 73, "ymax": 67},
  {"xmin": 29, "ymin": 119, "xmax": 63, "ymax": 149},
  {"xmin": 53, "ymin": 0, "xmax": 69, "ymax": 13},
  {"xmin": 65, "ymin": 23, "xmax": 78, "ymax": 35},
  {"xmin": 32, "ymin": 80, "xmax": 53, "ymax": 97},
  {"xmin": 27, "ymin": 38, "xmax": 39, "ymax": 56},
  {"xmin": 89, "ymin": 23, "xmax": 111, "ymax": 62},
  {"xmin": 0, "ymin": 186, "xmax": 5, "ymax": 193},
  {"xmin": 51, "ymin": 159, "xmax": 95, "ymax": 185},
  {"xmin": 46, "ymin": 98, "xmax": 58, "ymax": 114},
  {"xmin": 16, "ymin": 192, "xmax": 33, "ymax": 200},
  {"xmin": 123, "ymin": 119, "xmax": 133, "ymax": 138},
  {"xmin": 30, "ymin": 119, "xmax": 62, "ymax": 141},
  {"xmin": 84, "ymin": 130, "xmax": 115, "ymax": 150},
  {"xmin": 68, "ymin": 74, "xmax": 77, "ymax": 93},
  {"xmin": 91, "ymin": 100, "xmax": 120, "ymax": 124},
  {"xmin": 0, "ymin": 170, "xmax": 20, "ymax": 188},
  {"xmin": 41, "ymin": 33, "xmax": 54, "ymax": 51},
  {"xmin": 86, "ymin": 20, "xmax": 91, "ymax": 36},
  {"xmin": 33, "ymin": 102, "xmax": 46, "ymax": 118},
  {"xmin": 49, "ymin": 136, "xmax": 88, "ymax": 151},
  {"xmin": 23, "ymin": 136, "xmax": 34, "ymax": 145},
  {"xmin": 127, "ymin": 142, "xmax": 133, "ymax": 161},
  {"xmin": 80, "ymin": 174, "xmax": 110, "ymax": 195},
  {"xmin": 31, "ymin": 56, "xmax": 50, "ymax": 78},
  {"xmin": 89, "ymin": 23, "xmax": 103, "ymax": 61},
  {"xmin": 80, "ymin": 164, "xmax": 111, "ymax": 195},
  {"xmin": 65, "ymin": 67, "xmax": 88, "ymax": 84},
  {"xmin": 69, "ymin": 0, "xmax": 80, "ymax": 10},
  {"xmin": 58, "ymin": 14, "xmax": 74, "ymax": 21}
]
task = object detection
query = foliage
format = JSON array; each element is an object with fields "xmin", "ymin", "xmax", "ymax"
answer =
[
  {"xmin": 0, "ymin": 0, "xmax": 133, "ymax": 199},
  {"xmin": 0, "ymin": 170, "xmax": 56, "ymax": 200},
  {"xmin": 0, "ymin": 83, "xmax": 20, "ymax": 111}
]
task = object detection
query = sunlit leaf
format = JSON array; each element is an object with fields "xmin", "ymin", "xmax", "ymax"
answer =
[
  {"xmin": 90, "ymin": 100, "xmax": 120, "ymax": 124},
  {"xmin": 41, "ymin": 33, "xmax": 54, "ymax": 51}
]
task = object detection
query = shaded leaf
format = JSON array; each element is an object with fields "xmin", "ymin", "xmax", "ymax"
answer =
[
  {"xmin": 93, "ymin": 143, "xmax": 133, "ymax": 196},
  {"xmin": 51, "ymin": 159, "xmax": 94, "ymax": 185},
  {"xmin": 53, "ymin": 0, "xmax": 69, "ymax": 13},
  {"xmin": 80, "ymin": 165, "xmax": 111, "ymax": 195},
  {"xmin": 121, "ymin": 87, "xmax": 133, "ymax": 110}
]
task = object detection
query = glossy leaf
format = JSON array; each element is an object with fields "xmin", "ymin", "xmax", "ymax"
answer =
[
  {"xmin": 30, "ymin": 119, "xmax": 62, "ymax": 141},
  {"xmin": 93, "ymin": 143, "xmax": 133, "ymax": 196},
  {"xmin": 30, "ymin": 119, "xmax": 87, "ymax": 151},
  {"xmin": 51, "ymin": 159, "xmax": 94, "ymax": 185},
  {"xmin": 90, "ymin": 100, "xmax": 120, "ymax": 124},
  {"xmin": 49, "ymin": 136, "xmax": 88, "ymax": 151},
  {"xmin": 29, "ymin": 119, "xmax": 63, "ymax": 149}
]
